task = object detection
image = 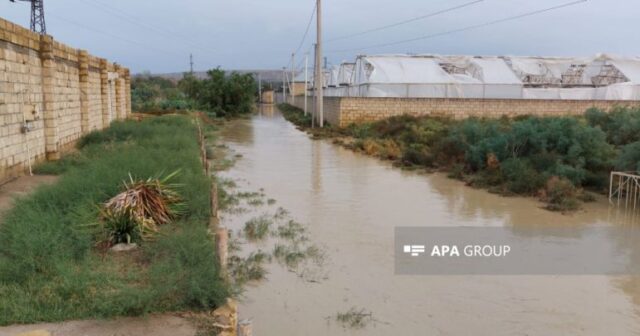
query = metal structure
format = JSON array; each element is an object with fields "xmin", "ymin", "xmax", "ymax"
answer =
[
  {"xmin": 609, "ymin": 172, "xmax": 640, "ymax": 210},
  {"xmin": 9, "ymin": 0, "xmax": 46, "ymax": 34}
]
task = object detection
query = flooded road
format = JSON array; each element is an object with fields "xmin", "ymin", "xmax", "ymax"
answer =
[{"xmin": 218, "ymin": 105, "xmax": 640, "ymax": 335}]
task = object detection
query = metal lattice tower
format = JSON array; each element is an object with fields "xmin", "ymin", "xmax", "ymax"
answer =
[{"xmin": 9, "ymin": 0, "xmax": 46, "ymax": 34}]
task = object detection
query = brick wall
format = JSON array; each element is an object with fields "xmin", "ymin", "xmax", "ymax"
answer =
[
  {"xmin": 0, "ymin": 17, "xmax": 132, "ymax": 181},
  {"xmin": 292, "ymin": 96, "xmax": 640, "ymax": 127}
]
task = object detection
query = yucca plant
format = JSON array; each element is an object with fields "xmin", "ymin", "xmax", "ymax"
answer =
[{"xmin": 101, "ymin": 170, "xmax": 183, "ymax": 246}]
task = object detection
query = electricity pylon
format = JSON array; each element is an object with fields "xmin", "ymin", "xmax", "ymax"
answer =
[{"xmin": 9, "ymin": 0, "xmax": 46, "ymax": 34}]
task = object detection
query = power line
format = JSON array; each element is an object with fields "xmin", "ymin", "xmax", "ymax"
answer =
[
  {"xmin": 326, "ymin": 0, "xmax": 484, "ymax": 43},
  {"xmin": 77, "ymin": 0, "xmax": 219, "ymax": 56},
  {"xmin": 327, "ymin": 0, "xmax": 587, "ymax": 54},
  {"xmin": 294, "ymin": 2, "xmax": 317, "ymax": 56},
  {"xmin": 48, "ymin": 13, "xmax": 184, "ymax": 58}
]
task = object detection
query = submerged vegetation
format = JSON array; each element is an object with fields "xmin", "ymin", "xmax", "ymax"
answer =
[
  {"xmin": 0, "ymin": 116, "xmax": 229, "ymax": 325},
  {"xmin": 280, "ymin": 103, "xmax": 640, "ymax": 211},
  {"xmin": 330, "ymin": 307, "xmax": 381, "ymax": 330}
]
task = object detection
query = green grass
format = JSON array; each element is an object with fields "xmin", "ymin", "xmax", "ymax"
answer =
[{"xmin": 0, "ymin": 115, "xmax": 229, "ymax": 325}]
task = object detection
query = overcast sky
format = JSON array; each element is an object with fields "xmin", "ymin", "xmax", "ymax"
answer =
[{"xmin": 0, "ymin": 0, "xmax": 637, "ymax": 73}]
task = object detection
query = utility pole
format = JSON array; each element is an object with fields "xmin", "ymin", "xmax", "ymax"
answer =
[
  {"xmin": 304, "ymin": 53, "xmax": 308, "ymax": 116},
  {"xmin": 189, "ymin": 53, "xmax": 194, "ymax": 73},
  {"xmin": 312, "ymin": 44, "xmax": 317, "ymax": 128},
  {"xmin": 282, "ymin": 67, "xmax": 287, "ymax": 104},
  {"xmin": 258, "ymin": 73, "xmax": 262, "ymax": 104},
  {"xmin": 291, "ymin": 53, "xmax": 295, "ymax": 105},
  {"xmin": 314, "ymin": 0, "xmax": 324, "ymax": 127},
  {"xmin": 9, "ymin": 0, "xmax": 46, "ymax": 34}
]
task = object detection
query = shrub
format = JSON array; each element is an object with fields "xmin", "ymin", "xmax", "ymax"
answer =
[
  {"xmin": 541, "ymin": 176, "xmax": 580, "ymax": 211},
  {"xmin": 402, "ymin": 144, "xmax": 434, "ymax": 166},
  {"xmin": 615, "ymin": 141, "xmax": 640, "ymax": 172},
  {"xmin": 180, "ymin": 69, "xmax": 257, "ymax": 117},
  {"xmin": 500, "ymin": 158, "xmax": 545, "ymax": 194},
  {"xmin": 585, "ymin": 106, "xmax": 640, "ymax": 146}
]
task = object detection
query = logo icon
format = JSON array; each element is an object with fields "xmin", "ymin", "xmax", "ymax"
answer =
[{"xmin": 403, "ymin": 245, "xmax": 426, "ymax": 257}]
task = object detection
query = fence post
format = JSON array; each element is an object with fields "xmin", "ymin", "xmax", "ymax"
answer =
[
  {"xmin": 78, "ymin": 50, "xmax": 90, "ymax": 133},
  {"xmin": 39, "ymin": 34, "xmax": 59, "ymax": 160},
  {"xmin": 215, "ymin": 227, "xmax": 228, "ymax": 274},
  {"xmin": 99, "ymin": 59, "xmax": 110, "ymax": 128}
]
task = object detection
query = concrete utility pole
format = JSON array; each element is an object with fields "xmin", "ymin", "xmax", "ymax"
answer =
[
  {"xmin": 304, "ymin": 53, "xmax": 308, "ymax": 116},
  {"xmin": 291, "ymin": 53, "xmax": 295, "ymax": 104},
  {"xmin": 258, "ymin": 73, "xmax": 262, "ymax": 103},
  {"xmin": 314, "ymin": 0, "xmax": 324, "ymax": 127},
  {"xmin": 312, "ymin": 44, "xmax": 317, "ymax": 128},
  {"xmin": 282, "ymin": 67, "xmax": 287, "ymax": 104}
]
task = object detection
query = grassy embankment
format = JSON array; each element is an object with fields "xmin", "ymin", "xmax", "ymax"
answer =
[
  {"xmin": 0, "ymin": 115, "xmax": 229, "ymax": 325},
  {"xmin": 279, "ymin": 103, "xmax": 640, "ymax": 212}
]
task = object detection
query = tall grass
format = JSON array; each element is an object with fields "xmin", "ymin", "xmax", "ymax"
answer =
[{"xmin": 0, "ymin": 115, "xmax": 229, "ymax": 325}]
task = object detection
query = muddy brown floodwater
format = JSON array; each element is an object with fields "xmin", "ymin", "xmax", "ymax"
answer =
[{"xmin": 218, "ymin": 105, "xmax": 640, "ymax": 335}]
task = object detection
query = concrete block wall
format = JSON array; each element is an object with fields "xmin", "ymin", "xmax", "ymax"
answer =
[
  {"xmin": 0, "ymin": 17, "xmax": 131, "ymax": 182},
  {"xmin": 293, "ymin": 96, "xmax": 640, "ymax": 127},
  {"xmin": 289, "ymin": 95, "xmax": 354, "ymax": 126}
]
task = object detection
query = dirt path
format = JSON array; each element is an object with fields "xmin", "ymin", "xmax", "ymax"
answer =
[
  {"xmin": 0, "ymin": 175, "xmax": 58, "ymax": 214},
  {"xmin": 0, "ymin": 315, "xmax": 196, "ymax": 336}
]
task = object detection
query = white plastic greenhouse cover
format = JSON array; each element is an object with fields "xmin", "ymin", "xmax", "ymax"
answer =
[
  {"xmin": 337, "ymin": 62, "xmax": 355, "ymax": 86},
  {"xmin": 323, "ymin": 54, "xmax": 640, "ymax": 100}
]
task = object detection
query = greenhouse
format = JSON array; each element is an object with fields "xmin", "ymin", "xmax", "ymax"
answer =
[{"xmin": 313, "ymin": 54, "xmax": 640, "ymax": 101}]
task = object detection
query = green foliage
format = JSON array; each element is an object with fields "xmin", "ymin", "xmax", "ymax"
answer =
[
  {"xmin": 131, "ymin": 73, "xmax": 194, "ymax": 113},
  {"xmin": 585, "ymin": 106, "xmax": 640, "ymax": 146},
  {"xmin": 180, "ymin": 69, "xmax": 257, "ymax": 118},
  {"xmin": 500, "ymin": 158, "xmax": 545, "ymax": 194},
  {"xmin": 0, "ymin": 115, "xmax": 228, "ymax": 325},
  {"xmin": 542, "ymin": 176, "xmax": 580, "ymax": 212},
  {"xmin": 616, "ymin": 141, "xmax": 640, "ymax": 172}
]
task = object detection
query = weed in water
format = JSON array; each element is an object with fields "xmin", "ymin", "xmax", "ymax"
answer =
[
  {"xmin": 333, "ymin": 307, "xmax": 375, "ymax": 329},
  {"xmin": 228, "ymin": 251, "xmax": 270, "ymax": 285},
  {"xmin": 273, "ymin": 207, "xmax": 290, "ymax": 220},
  {"xmin": 275, "ymin": 220, "xmax": 307, "ymax": 242},
  {"xmin": 243, "ymin": 215, "xmax": 273, "ymax": 241}
]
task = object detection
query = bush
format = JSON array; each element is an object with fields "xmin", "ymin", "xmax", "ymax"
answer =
[
  {"xmin": 180, "ymin": 69, "xmax": 257, "ymax": 118},
  {"xmin": 402, "ymin": 143, "xmax": 434, "ymax": 166},
  {"xmin": 585, "ymin": 106, "xmax": 640, "ymax": 146},
  {"xmin": 500, "ymin": 158, "xmax": 545, "ymax": 194},
  {"xmin": 540, "ymin": 176, "xmax": 580, "ymax": 212},
  {"xmin": 615, "ymin": 141, "xmax": 640, "ymax": 172},
  {"xmin": 131, "ymin": 74, "xmax": 193, "ymax": 113}
]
